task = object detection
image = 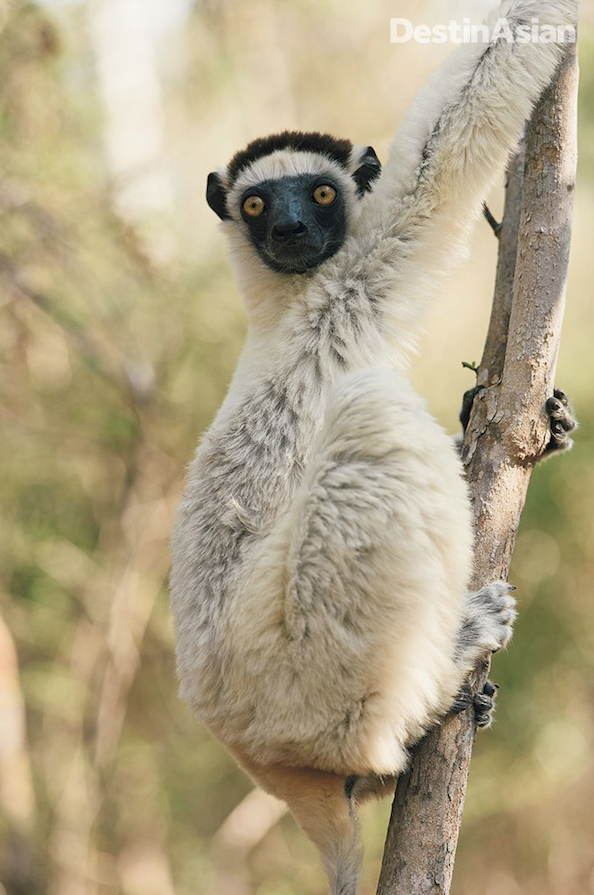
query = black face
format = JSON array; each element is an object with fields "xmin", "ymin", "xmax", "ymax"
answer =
[
  {"xmin": 206, "ymin": 139, "xmax": 381, "ymax": 274},
  {"xmin": 237, "ymin": 174, "xmax": 347, "ymax": 274}
]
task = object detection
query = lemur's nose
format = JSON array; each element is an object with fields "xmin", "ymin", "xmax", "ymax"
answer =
[{"xmin": 272, "ymin": 219, "xmax": 308, "ymax": 242}]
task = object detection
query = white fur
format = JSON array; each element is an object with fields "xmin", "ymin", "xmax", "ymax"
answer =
[{"xmin": 171, "ymin": 2, "xmax": 575, "ymax": 891}]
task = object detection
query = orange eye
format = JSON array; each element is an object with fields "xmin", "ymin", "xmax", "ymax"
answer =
[
  {"xmin": 313, "ymin": 184, "xmax": 337, "ymax": 206},
  {"xmin": 242, "ymin": 195, "xmax": 265, "ymax": 217}
]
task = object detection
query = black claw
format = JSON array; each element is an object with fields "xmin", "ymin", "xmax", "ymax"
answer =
[
  {"xmin": 450, "ymin": 680, "xmax": 498, "ymax": 728},
  {"xmin": 473, "ymin": 680, "xmax": 498, "ymax": 728}
]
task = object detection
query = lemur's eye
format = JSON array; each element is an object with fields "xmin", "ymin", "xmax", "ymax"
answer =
[
  {"xmin": 243, "ymin": 195, "xmax": 265, "ymax": 217},
  {"xmin": 313, "ymin": 185, "xmax": 337, "ymax": 206}
]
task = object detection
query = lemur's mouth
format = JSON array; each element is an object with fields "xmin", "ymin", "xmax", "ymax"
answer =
[
  {"xmin": 265, "ymin": 240, "xmax": 323, "ymax": 273},
  {"xmin": 256, "ymin": 229, "xmax": 343, "ymax": 275}
]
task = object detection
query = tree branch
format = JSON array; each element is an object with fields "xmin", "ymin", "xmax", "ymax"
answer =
[{"xmin": 376, "ymin": 38, "xmax": 579, "ymax": 895}]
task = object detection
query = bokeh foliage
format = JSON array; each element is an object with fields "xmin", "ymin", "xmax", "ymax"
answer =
[{"xmin": 0, "ymin": 2, "xmax": 593, "ymax": 894}]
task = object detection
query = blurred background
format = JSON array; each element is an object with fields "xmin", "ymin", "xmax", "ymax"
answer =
[{"xmin": 0, "ymin": 0, "xmax": 593, "ymax": 893}]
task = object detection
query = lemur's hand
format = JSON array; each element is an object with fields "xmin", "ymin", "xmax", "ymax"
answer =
[
  {"xmin": 459, "ymin": 386, "xmax": 577, "ymax": 459},
  {"xmin": 544, "ymin": 389, "xmax": 577, "ymax": 455}
]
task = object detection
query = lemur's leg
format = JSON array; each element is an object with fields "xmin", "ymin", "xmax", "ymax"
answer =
[
  {"xmin": 233, "ymin": 753, "xmax": 362, "ymax": 895},
  {"xmin": 272, "ymin": 365, "xmax": 472, "ymax": 688},
  {"xmin": 348, "ymin": 583, "xmax": 516, "ymax": 745},
  {"xmin": 238, "ymin": 365, "xmax": 472, "ymax": 787},
  {"xmin": 450, "ymin": 582, "xmax": 516, "ymax": 727},
  {"xmin": 459, "ymin": 386, "xmax": 577, "ymax": 457},
  {"xmin": 343, "ymin": 596, "xmax": 510, "ymax": 788},
  {"xmin": 455, "ymin": 582, "xmax": 516, "ymax": 667}
]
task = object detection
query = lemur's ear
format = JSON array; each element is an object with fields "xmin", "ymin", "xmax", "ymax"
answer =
[
  {"xmin": 351, "ymin": 146, "xmax": 381, "ymax": 195},
  {"xmin": 206, "ymin": 171, "xmax": 231, "ymax": 220}
]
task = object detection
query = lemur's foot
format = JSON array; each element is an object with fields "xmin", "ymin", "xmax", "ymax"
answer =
[
  {"xmin": 451, "ymin": 680, "xmax": 498, "ymax": 729},
  {"xmin": 453, "ymin": 583, "xmax": 515, "ymax": 728},
  {"xmin": 545, "ymin": 388, "xmax": 577, "ymax": 454},
  {"xmin": 458, "ymin": 582, "xmax": 517, "ymax": 659}
]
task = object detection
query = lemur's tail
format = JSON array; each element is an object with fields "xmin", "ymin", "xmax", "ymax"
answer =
[
  {"xmin": 235, "ymin": 755, "xmax": 363, "ymax": 895},
  {"xmin": 276, "ymin": 770, "xmax": 362, "ymax": 895}
]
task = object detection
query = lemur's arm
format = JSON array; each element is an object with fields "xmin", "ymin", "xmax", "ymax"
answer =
[
  {"xmin": 319, "ymin": 0, "xmax": 577, "ymax": 345},
  {"xmin": 384, "ymin": 1, "xmax": 575, "ymax": 225},
  {"xmin": 388, "ymin": 0, "xmax": 575, "ymax": 232}
]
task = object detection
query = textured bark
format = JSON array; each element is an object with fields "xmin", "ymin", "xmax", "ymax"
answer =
[{"xmin": 376, "ymin": 40, "xmax": 578, "ymax": 895}]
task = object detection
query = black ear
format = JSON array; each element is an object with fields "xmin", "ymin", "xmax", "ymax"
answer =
[
  {"xmin": 206, "ymin": 171, "xmax": 231, "ymax": 221},
  {"xmin": 352, "ymin": 146, "xmax": 381, "ymax": 195}
]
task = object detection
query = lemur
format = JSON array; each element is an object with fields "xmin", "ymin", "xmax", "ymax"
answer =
[{"xmin": 171, "ymin": 2, "xmax": 577, "ymax": 892}]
